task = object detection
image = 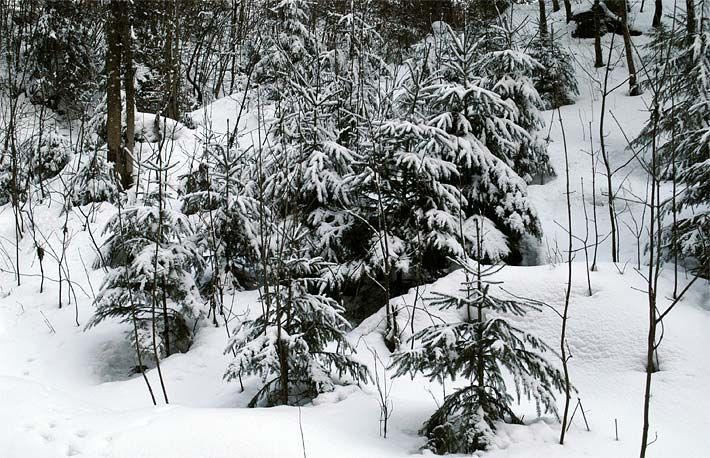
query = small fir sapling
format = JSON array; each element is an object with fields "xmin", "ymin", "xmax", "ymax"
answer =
[
  {"xmin": 635, "ymin": 26, "xmax": 710, "ymax": 274},
  {"xmin": 31, "ymin": 130, "xmax": 72, "ymax": 183},
  {"xmin": 180, "ymin": 137, "xmax": 261, "ymax": 294},
  {"xmin": 529, "ymin": 27, "xmax": 579, "ymax": 110},
  {"xmin": 87, "ymin": 196, "xmax": 204, "ymax": 362},
  {"xmin": 391, "ymin": 235, "xmax": 564, "ymax": 454},
  {"xmin": 224, "ymin": 229, "xmax": 368, "ymax": 407},
  {"xmin": 67, "ymin": 148, "xmax": 122, "ymax": 208}
]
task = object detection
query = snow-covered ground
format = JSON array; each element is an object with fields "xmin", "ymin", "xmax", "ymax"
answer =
[{"xmin": 1, "ymin": 3, "xmax": 708, "ymax": 458}]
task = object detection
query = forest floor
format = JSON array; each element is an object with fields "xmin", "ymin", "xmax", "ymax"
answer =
[{"xmin": 1, "ymin": 2, "xmax": 708, "ymax": 458}]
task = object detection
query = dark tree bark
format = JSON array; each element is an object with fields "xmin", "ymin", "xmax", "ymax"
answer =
[
  {"xmin": 120, "ymin": 3, "xmax": 135, "ymax": 189},
  {"xmin": 538, "ymin": 0, "xmax": 548, "ymax": 37},
  {"xmin": 106, "ymin": 2, "xmax": 123, "ymax": 176},
  {"xmin": 106, "ymin": 1, "xmax": 135, "ymax": 189},
  {"xmin": 563, "ymin": 0, "xmax": 573, "ymax": 22},
  {"xmin": 652, "ymin": 0, "xmax": 662, "ymax": 27},
  {"xmin": 163, "ymin": 0, "xmax": 180, "ymax": 120},
  {"xmin": 594, "ymin": 0, "xmax": 605, "ymax": 67},
  {"xmin": 686, "ymin": 0, "xmax": 696, "ymax": 39},
  {"xmin": 620, "ymin": 0, "xmax": 641, "ymax": 95},
  {"xmin": 552, "ymin": 0, "xmax": 561, "ymax": 12}
]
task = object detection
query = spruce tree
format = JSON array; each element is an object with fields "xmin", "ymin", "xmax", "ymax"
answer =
[
  {"xmin": 475, "ymin": 22, "xmax": 555, "ymax": 181},
  {"xmin": 181, "ymin": 135, "xmax": 261, "ymax": 298},
  {"xmin": 87, "ymin": 194, "xmax": 203, "ymax": 361},
  {"xmin": 260, "ymin": 0, "xmax": 363, "ymax": 274},
  {"xmin": 67, "ymin": 147, "xmax": 121, "ymax": 209},
  {"xmin": 392, "ymin": 256, "xmax": 564, "ymax": 454},
  {"xmin": 529, "ymin": 29, "xmax": 579, "ymax": 110},
  {"xmin": 224, "ymin": 225, "xmax": 369, "ymax": 407},
  {"xmin": 634, "ymin": 24, "xmax": 710, "ymax": 274},
  {"xmin": 28, "ymin": 0, "xmax": 102, "ymax": 115},
  {"xmin": 224, "ymin": 0, "xmax": 369, "ymax": 404},
  {"xmin": 423, "ymin": 23, "xmax": 543, "ymax": 257},
  {"xmin": 671, "ymin": 30, "xmax": 710, "ymax": 274}
]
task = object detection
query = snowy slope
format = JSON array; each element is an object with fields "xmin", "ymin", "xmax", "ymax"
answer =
[{"xmin": 1, "ymin": 2, "xmax": 709, "ymax": 458}]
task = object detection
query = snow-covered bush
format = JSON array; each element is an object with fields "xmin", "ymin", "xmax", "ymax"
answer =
[
  {"xmin": 32, "ymin": 132, "xmax": 72, "ymax": 182},
  {"xmin": 67, "ymin": 149, "xmax": 121, "ymax": 208},
  {"xmin": 0, "ymin": 150, "xmax": 30, "ymax": 206}
]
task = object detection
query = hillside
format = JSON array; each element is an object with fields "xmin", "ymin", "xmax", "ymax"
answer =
[{"xmin": 0, "ymin": 2, "xmax": 708, "ymax": 458}]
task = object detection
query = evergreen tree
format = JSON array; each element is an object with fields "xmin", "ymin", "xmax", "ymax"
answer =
[
  {"xmin": 475, "ymin": 22, "xmax": 555, "ymax": 181},
  {"xmin": 224, "ymin": 0, "xmax": 369, "ymax": 403},
  {"xmin": 27, "ymin": 0, "xmax": 102, "ymax": 115},
  {"xmin": 67, "ymin": 147, "xmax": 121, "ymax": 208},
  {"xmin": 423, "ymin": 23, "xmax": 543, "ymax": 257},
  {"xmin": 260, "ymin": 0, "xmax": 363, "ymax": 274},
  {"xmin": 670, "ymin": 29, "xmax": 710, "ymax": 274},
  {"xmin": 224, "ymin": 224, "xmax": 369, "ymax": 407},
  {"xmin": 180, "ymin": 134, "xmax": 261, "ymax": 317},
  {"xmin": 634, "ymin": 24, "xmax": 710, "ymax": 274},
  {"xmin": 254, "ymin": 0, "xmax": 321, "ymax": 88},
  {"xmin": 392, "ymin": 257, "xmax": 564, "ymax": 454},
  {"xmin": 87, "ymin": 195, "xmax": 203, "ymax": 360},
  {"xmin": 529, "ymin": 27, "xmax": 579, "ymax": 110},
  {"xmin": 325, "ymin": 7, "xmax": 388, "ymax": 150}
]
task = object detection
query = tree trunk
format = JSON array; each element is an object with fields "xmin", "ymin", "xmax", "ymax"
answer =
[
  {"xmin": 563, "ymin": 0, "xmax": 573, "ymax": 22},
  {"xmin": 639, "ymin": 101, "xmax": 661, "ymax": 458},
  {"xmin": 538, "ymin": 0, "xmax": 548, "ymax": 37},
  {"xmin": 652, "ymin": 0, "xmax": 662, "ymax": 28},
  {"xmin": 557, "ymin": 107, "xmax": 573, "ymax": 445},
  {"xmin": 106, "ymin": 1, "xmax": 124, "ymax": 181},
  {"xmin": 163, "ymin": 0, "xmax": 180, "ymax": 120},
  {"xmin": 686, "ymin": 0, "xmax": 696, "ymax": 39},
  {"xmin": 552, "ymin": 0, "xmax": 561, "ymax": 12},
  {"xmin": 277, "ymin": 285, "xmax": 290, "ymax": 405},
  {"xmin": 162, "ymin": 276, "xmax": 171, "ymax": 356},
  {"xmin": 594, "ymin": 0, "xmax": 604, "ymax": 67},
  {"xmin": 120, "ymin": 3, "xmax": 135, "ymax": 189},
  {"xmin": 620, "ymin": 0, "xmax": 641, "ymax": 95}
]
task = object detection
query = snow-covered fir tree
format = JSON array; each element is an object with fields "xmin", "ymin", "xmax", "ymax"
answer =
[
  {"xmin": 27, "ymin": 0, "xmax": 102, "ymax": 115},
  {"xmin": 224, "ymin": 0, "xmax": 370, "ymax": 403},
  {"xmin": 391, "ymin": 254, "xmax": 564, "ymax": 454},
  {"xmin": 529, "ymin": 27, "xmax": 579, "ymax": 110},
  {"xmin": 224, "ymin": 222, "xmax": 368, "ymax": 407},
  {"xmin": 634, "ymin": 23, "xmax": 710, "ymax": 274},
  {"xmin": 666, "ymin": 28, "xmax": 710, "ymax": 275},
  {"xmin": 259, "ymin": 0, "xmax": 363, "ymax": 274},
  {"xmin": 325, "ymin": 7, "xmax": 389, "ymax": 150},
  {"xmin": 254, "ymin": 0, "xmax": 321, "ymax": 88},
  {"xmin": 67, "ymin": 147, "xmax": 121, "ymax": 208},
  {"xmin": 180, "ymin": 134, "xmax": 261, "ymax": 318},
  {"xmin": 87, "ymin": 190, "xmax": 204, "ymax": 362},
  {"xmin": 422, "ymin": 22, "xmax": 542, "ymax": 259},
  {"xmin": 474, "ymin": 21, "xmax": 555, "ymax": 181}
]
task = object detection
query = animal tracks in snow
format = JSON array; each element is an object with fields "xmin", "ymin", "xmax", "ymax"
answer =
[{"xmin": 18, "ymin": 418, "xmax": 99, "ymax": 457}]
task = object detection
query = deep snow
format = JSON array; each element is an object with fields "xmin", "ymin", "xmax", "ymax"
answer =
[{"xmin": 1, "ymin": 2, "xmax": 709, "ymax": 458}]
